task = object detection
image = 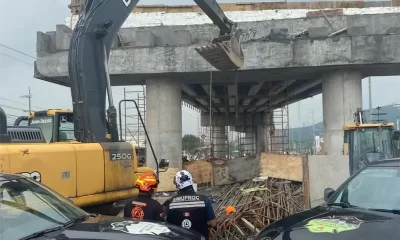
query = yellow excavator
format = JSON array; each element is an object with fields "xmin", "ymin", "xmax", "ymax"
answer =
[
  {"xmin": 0, "ymin": 0, "xmax": 244, "ymax": 214},
  {"xmin": 343, "ymin": 108, "xmax": 400, "ymax": 175},
  {"xmin": 1, "ymin": 104, "xmax": 161, "ymax": 214}
]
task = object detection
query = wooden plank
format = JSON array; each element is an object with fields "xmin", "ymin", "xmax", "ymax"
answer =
[
  {"xmin": 157, "ymin": 168, "xmax": 180, "ymax": 192},
  {"xmin": 183, "ymin": 160, "xmax": 212, "ymax": 184},
  {"xmin": 259, "ymin": 153, "xmax": 303, "ymax": 182},
  {"xmin": 302, "ymin": 155, "xmax": 311, "ymax": 209}
]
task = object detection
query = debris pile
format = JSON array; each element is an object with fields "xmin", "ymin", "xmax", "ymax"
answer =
[{"xmin": 210, "ymin": 178, "xmax": 304, "ymax": 240}]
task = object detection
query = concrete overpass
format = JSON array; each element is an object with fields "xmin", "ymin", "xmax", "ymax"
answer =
[{"xmin": 34, "ymin": 5, "xmax": 400, "ymax": 168}]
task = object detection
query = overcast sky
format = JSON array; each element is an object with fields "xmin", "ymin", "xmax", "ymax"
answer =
[{"xmin": 0, "ymin": 0, "xmax": 398, "ymax": 137}]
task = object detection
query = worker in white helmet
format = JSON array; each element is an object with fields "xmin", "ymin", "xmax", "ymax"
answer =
[{"xmin": 163, "ymin": 170, "xmax": 216, "ymax": 240}]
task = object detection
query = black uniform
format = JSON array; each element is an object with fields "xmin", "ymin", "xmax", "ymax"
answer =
[
  {"xmin": 164, "ymin": 187, "xmax": 215, "ymax": 240},
  {"xmin": 124, "ymin": 194, "xmax": 163, "ymax": 221}
]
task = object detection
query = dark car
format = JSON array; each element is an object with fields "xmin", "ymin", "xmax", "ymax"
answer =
[
  {"xmin": 0, "ymin": 173, "xmax": 204, "ymax": 240},
  {"xmin": 254, "ymin": 158, "xmax": 400, "ymax": 240}
]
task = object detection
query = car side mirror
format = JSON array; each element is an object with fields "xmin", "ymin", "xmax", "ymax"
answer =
[
  {"xmin": 324, "ymin": 188, "xmax": 335, "ymax": 202},
  {"xmin": 159, "ymin": 159, "xmax": 169, "ymax": 169},
  {"xmin": 393, "ymin": 130, "xmax": 400, "ymax": 141}
]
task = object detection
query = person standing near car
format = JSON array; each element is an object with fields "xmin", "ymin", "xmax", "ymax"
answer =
[
  {"xmin": 164, "ymin": 170, "xmax": 217, "ymax": 240},
  {"xmin": 123, "ymin": 173, "xmax": 163, "ymax": 221}
]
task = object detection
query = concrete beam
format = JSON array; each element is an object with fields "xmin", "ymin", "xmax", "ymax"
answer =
[
  {"xmin": 269, "ymin": 79, "xmax": 296, "ymax": 96},
  {"xmin": 200, "ymin": 84, "xmax": 222, "ymax": 112},
  {"xmin": 250, "ymin": 80, "xmax": 296, "ymax": 112},
  {"xmin": 243, "ymin": 82, "xmax": 265, "ymax": 106},
  {"xmin": 181, "ymin": 84, "xmax": 197, "ymax": 96},
  {"xmin": 35, "ymin": 33, "xmax": 400, "ymax": 86},
  {"xmin": 201, "ymin": 112, "xmax": 266, "ymax": 126},
  {"xmin": 228, "ymin": 84, "xmax": 237, "ymax": 107},
  {"xmin": 248, "ymin": 83, "xmax": 265, "ymax": 96},
  {"xmin": 271, "ymin": 79, "xmax": 321, "ymax": 106},
  {"xmin": 256, "ymin": 86, "xmax": 322, "ymax": 112},
  {"xmin": 201, "ymin": 84, "xmax": 221, "ymax": 104}
]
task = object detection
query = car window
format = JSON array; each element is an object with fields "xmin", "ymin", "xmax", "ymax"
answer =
[
  {"xmin": 330, "ymin": 166, "xmax": 400, "ymax": 210},
  {"xmin": 0, "ymin": 178, "xmax": 87, "ymax": 240}
]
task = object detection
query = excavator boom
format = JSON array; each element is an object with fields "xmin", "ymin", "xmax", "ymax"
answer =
[
  {"xmin": 68, "ymin": 0, "xmax": 244, "ymax": 143},
  {"xmin": 69, "ymin": 0, "xmax": 138, "ymax": 142}
]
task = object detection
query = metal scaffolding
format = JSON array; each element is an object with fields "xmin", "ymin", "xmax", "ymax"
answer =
[
  {"xmin": 227, "ymin": 126, "xmax": 235, "ymax": 158},
  {"xmin": 267, "ymin": 81, "xmax": 290, "ymax": 153},
  {"xmin": 269, "ymin": 106, "xmax": 290, "ymax": 153},
  {"xmin": 237, "ymin": 127, "xmax": 256, "ymax": 157},
  {"xmin": 204, "ymin": 113, "xmax": 229, "ymax": 159},
  {"xmin": 121, "ymin": 86, "xmax": 147, "ymax": 148},
  {"xmin": 200, "ymin": 122, "xmax": 232, "ymax": 159}
]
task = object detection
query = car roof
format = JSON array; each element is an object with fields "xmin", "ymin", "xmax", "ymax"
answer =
[
  {"xmin": 0, "ymin": 172, "xmax": 24, "ymax": 181},
  {"xmin": 368, "ymin": 158, "xmax": 400, "ymax": 167}
]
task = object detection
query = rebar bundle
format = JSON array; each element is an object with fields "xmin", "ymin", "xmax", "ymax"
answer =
[{"xmin": 210, "ymin": 178, "xmax": 304, "ymax": 240}]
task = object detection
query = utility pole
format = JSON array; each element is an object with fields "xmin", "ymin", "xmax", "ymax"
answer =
[
  {"xmin": 20, "ymin": 87, "xmax": 32, "ymax": 115},
  {"xmin": 368, "ymin": 77, "xmax": 372, "ymax": 121},
  {"xmin": 209, "ymin": 70, "xmax": 213, "ymax": 158},
  {"xmin": 395, "ymin": 104, "xmax": 400, "ymax": 130},
  {"xmin": 311, "ymin": 110, "xmax": 315, "ymax": 155},
  {"xmin": 123, "ymin": 87, "xmax": 127, "ymax": 139},
  {"xmin": 298, "ymin": 102, "xmax": 301, "ymax": 153},
  {"xmin": 302, "ymin": 122, "xmax": 306, "ymax": 153}
]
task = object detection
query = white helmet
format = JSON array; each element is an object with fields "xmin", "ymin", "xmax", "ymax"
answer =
[{"xmin": 173, "ymin": 170, "xmax": 193, "ymax": 190}]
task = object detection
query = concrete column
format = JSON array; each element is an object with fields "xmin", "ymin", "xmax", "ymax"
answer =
[
  {"xmin": 213, "ymin": 126, "xmax": 226, "ymax": 158},
  {"xmin": 244, "ymin": 128, "xmax": 255, "ymax": 155},
  {"xmin": 146, "ymin": 78, "xmax": 182, "ymax": 169},
  {"xmin": 256, "ymin": 125, "xmax": 268, "ymax": 154},
  {"xmin": 322, "ymin": 70, "xmax": 362, "ymax": 155}
]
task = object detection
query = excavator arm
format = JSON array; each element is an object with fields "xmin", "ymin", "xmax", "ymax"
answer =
[
  {"xmin": 69, "ymin": 0, "xmax": 136, "ymax": 142},
  {"xmin": 68, "ymin": 0, "xmax": 243, "ymax": 143}
]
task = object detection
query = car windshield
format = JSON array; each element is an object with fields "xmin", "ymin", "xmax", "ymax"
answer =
[
  {"xmin": 329, "ymin": 165, "xmax": 400, "ymax": 211},
  {"xmin": 0, "ymin": 177, "xmax": 88, "ymax": 240}
]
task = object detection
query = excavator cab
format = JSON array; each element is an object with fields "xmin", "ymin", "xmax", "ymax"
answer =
[
  {"xmin": 343, "ymin": 108, "xmax": 400, "ymax": 175},
  {"xmin": 14, "ymin": 109, "xmax": 112, "ymax": 143}
]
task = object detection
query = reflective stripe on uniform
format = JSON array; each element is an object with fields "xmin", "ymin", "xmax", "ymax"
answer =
[
  {"xmin": 132, "ymin": 201, "xmax": 147, "ymax": 206},
  {"xmin": 169, "ymin": 201, "xmax": 205, "ymax": 209}
]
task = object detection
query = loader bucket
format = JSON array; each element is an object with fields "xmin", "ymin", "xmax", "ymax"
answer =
[{"xmin": 195, "ymin": 30, "xmax": 244, "ymax": 71}]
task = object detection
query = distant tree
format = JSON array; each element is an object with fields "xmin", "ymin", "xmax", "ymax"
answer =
[{"xmin": 182, "ymin": 134, "xmax": 201, "ymax": 152}]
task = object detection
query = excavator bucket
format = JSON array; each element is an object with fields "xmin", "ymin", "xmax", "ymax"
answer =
[{"xmin": 195, "ymin": 30, "xmax": 244, "ymax": 71}]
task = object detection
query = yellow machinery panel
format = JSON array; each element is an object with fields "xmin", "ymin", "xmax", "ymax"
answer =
[
  {"xmin": 0, "ymin": 145, "xmax": 10, "ymax": 173},
  {"xmin": 100, "ymin": 142, "xmax": 136, "ymax": 192},
  {"xmin": 73, "ymin": 143, "xmax": 105, "ymax": 197},
  {"xmin": 4, "ymin": 143, "xmax": 77, "ymax": 198},
  {"xmin": 0, "ymin": 140, "xmax": 155, "ymax": 208}
]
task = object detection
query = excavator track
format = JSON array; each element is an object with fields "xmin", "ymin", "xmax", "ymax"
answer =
[{"xmin": 195, "ymin": 30, "xmax": 244, "ymax": 71}]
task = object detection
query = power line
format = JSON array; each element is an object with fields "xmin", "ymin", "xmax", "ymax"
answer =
[
  {"xmin": 0, "ymin": 52, "xmax": 34, "ymax": 66},
  {"xmin": 0, "ymin": 43, "xmax": 36, "ymax": 59},
  {"xmin": 0, "ymin": 96, "xmax": 43, "ymax": 110},
  {"xmin": 0, "ymin": 104, "xmax": 26, "ymax": 112}
]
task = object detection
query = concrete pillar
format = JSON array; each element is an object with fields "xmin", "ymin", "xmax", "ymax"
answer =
[
  {"xmin": 146, "ymin": 78, "xmax": 182, "ymax": 169},
  {"xmin": 322, "ymin": 70, "xmax": 362, "ymax": 155},
  {"xmin": 256, "ymin": 125, "xmax": 268, "ymax": 154},
  {"xmin": 213, "ymin": 126, "xmax": 226, "ymax": 158},
  {"xmin": 244, "ymin": 128, "xmax": 255, "ymax": 155}
]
